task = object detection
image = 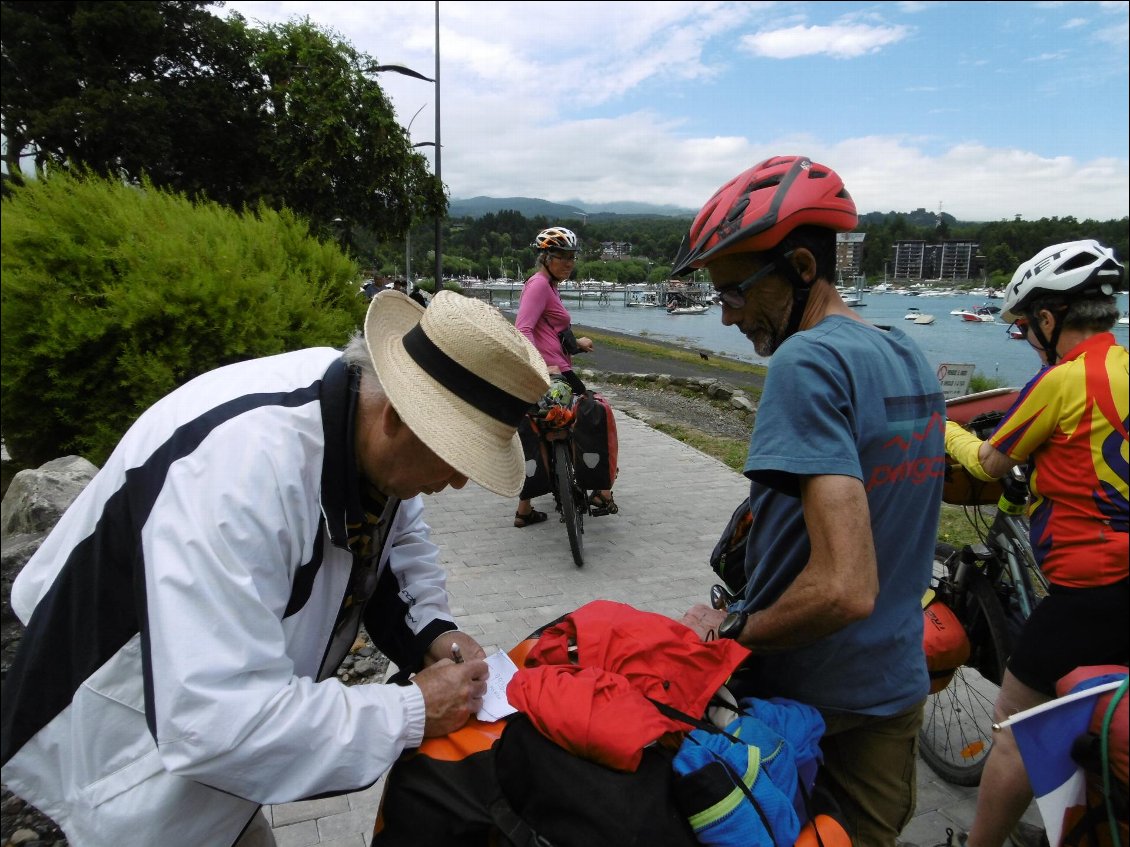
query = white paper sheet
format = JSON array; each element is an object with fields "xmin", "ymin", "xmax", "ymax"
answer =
[{"xmin": 477, "ymin": 650, "xmax": 520, "ymax": 721}]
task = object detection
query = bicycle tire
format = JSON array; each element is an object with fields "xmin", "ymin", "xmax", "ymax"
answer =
[
  {"xmin": 553, "ymin": 440, "xmax": 584, "ymax": 567},
  {"xmin": 919, "ymin": 542, "xmax": 1012, "ymax": 786}
]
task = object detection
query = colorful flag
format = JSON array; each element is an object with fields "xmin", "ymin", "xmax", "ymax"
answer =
[{"xmin": 999, "ymin": 677, "xmax": 1126, "ymax": 846}]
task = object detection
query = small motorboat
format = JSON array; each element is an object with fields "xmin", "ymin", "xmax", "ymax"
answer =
[
  {"xmin": 913, "ymin": 313, "xmax": 936, "ymax": 325},
  {"xmin": 954, "ymin": 307, "xmax": 997, "ymax": 323},
  {"xmin": 666, "ymin": 303, "xmax": 710, "ymax": 315},
  {"xmin": 904, "ymin": 307, "xmax": 921, "ymax": 320}
]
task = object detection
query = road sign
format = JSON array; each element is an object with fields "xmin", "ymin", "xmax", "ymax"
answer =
[{"xmin": 936, "ymin": 363, "xmax": 975, "ymax": 400}]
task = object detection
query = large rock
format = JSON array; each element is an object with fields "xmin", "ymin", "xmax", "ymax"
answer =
[
  {"xmin": 2, "ymin": 456, "xmax": 97, "ymax": 683},
  {"xmin": 1, "ymin": 456, "xmax": 98, "ymax": 537}
]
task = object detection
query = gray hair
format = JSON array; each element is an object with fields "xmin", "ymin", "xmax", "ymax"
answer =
[
  {"xmin": 1027, "ymin": 292, "xmax": 1119, "ymax": 333},
  {"xmin": 341, "ymin": 332, "xmax": 385, "ymax": 397}
]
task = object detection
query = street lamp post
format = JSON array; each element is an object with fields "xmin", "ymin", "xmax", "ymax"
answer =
[
  {"xmin": 432, "ymin": 1, "xmax": 442, "ymax": 292},
  {"xmin": 369, "ymin": 0, "xmax": 442, "ymax": 294}
]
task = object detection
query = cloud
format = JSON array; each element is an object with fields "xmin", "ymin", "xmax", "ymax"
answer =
[
  {"xmin": 1093, "ymin": 14, "xmax": 1130, "ymax": 45},
  {"xmin": 739, "ymin": 22, "xmax": 911, "ymax": 59},
  {"xmin": 812, "ymin": 139, "xmax": 1129, "ymax": 221},
  {"xmin": 440, "ymin": 104, "xmax": 1128, "ymax": 221},
  {"xmin": 215, "ymin": 1, "xmax": 1128, "ymax": 223},
  {"xmin": 1062, "ymin": 17, "xmax": 1088, "ymax": 28}
]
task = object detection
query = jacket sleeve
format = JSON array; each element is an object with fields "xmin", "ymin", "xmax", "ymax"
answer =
[
  {"xmin": 362, "ymin": 495, "xmax": 457, "ymax": 673},
  {"xmin": 141, "ymin": 420, "xmax": 427, "ymax": 804}
]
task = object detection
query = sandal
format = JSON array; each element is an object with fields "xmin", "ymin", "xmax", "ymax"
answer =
[
  {"xmin": 588, "ymin": 492, "xmax": 619, "ymax": 516},
  {"xmin": 514, "ymin": 508, "xmax": 548, "ymax": 528}
]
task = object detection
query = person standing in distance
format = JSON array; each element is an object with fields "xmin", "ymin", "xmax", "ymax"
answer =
[
  {"xmin": 512, "ymin": 226, "xmax": 618, "ymax": 526},
  {"xmin": 676, "ymin": 156, "xmax": 946, "ymax": 846}
]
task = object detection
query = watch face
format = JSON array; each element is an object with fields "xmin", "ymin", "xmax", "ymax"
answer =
[{"xmin": 719, "ymin": 611, "xmax": 746, "ymax": 640}]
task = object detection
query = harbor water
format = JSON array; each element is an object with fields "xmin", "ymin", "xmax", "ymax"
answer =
[{"xmin": 490, "ymin": 288, "xmax": 1130, "ymax": 390}]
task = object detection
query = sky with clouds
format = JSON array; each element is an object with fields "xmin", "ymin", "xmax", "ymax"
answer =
[{"xmin": 219, "ymin": 1, "xmax": 1129, "ymax": 222}]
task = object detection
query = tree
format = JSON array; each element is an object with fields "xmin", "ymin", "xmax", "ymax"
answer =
[
  {"xmin": 1, "ymin": 1, "xmax": 263, "ymax": 207},
  {"xmin": 249, "ymin": 17, "xmax": 445, "ymax": 248},
  {"xmin": 0, "ymin": 3, "xmax": 445, "ymax": 249}
]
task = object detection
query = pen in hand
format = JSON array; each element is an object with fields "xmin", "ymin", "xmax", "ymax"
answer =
[{"xmin": 450, "ymin": 642, "xmax": 463, "ymax": 664}]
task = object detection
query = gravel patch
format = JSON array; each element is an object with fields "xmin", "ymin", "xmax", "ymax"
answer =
[{"xmin": 590, "ymin": 378, "xmax": 754, "ymax": 443}]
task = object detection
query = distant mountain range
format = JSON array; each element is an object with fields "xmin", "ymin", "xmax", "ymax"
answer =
[
  {"xmin": 448, "ymin": 196, "xmax": 698, "ymax": 220},
  {"xmin": 448, "ymin": 196, "xmax": 965, "ymax": 226}
]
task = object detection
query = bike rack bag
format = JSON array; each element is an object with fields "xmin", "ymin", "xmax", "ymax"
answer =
[
  {"xmin": 571, "ymin": 391, "xmax": 618, "ymax": 492},
  {"xmin": 922, "ymin": 598, "xmax": 972, "ymax": 694},
  {"xmin": 517, "ymin": 416, "xmax": 553, "ymax": 500}
]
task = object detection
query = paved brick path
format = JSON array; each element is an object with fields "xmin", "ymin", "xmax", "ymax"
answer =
[{"xmin": 267, "ymin": 411, "xmax": 1040, "ymax": 847}]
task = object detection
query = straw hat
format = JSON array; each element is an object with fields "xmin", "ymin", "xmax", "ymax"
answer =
[{"xmin": 365, "ymin": 290, "xmax": 551, "ymax": 497}]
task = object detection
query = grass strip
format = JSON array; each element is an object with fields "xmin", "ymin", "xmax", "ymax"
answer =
[{"xmin": 581, "ymin": 328, "xmax": 768, "ymax": 379}]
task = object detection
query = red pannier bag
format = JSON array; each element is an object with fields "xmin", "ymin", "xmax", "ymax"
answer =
[
  {"xmin": 571, "ymin": 390, "xmax": 618, "ymax": 492},
  {"xmin": 923, "ymin": 598, "xmax": 971, "ymax": 694}
]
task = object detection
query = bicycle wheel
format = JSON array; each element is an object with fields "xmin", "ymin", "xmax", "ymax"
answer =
[
  {"xmin": 553, "ymin": 440, "xmax": 584, "ymax": 567},
  {"xmin": 919, "ymin": 542, "xmax": 1012, "ymax": 786}
]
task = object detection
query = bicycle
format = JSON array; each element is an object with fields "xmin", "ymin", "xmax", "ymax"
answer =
[
  {"xmin": 918, "ymin": 390, "xmax": 1050, "ymax": 786},
  {"xmin": 527, "ymin": 380, "xmax": 589, "ymax": 568}
]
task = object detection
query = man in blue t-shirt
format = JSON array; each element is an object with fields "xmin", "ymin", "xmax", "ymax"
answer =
[{"xmin": 674, "ymin": 156, "xmax": 946, "ymax": 846}]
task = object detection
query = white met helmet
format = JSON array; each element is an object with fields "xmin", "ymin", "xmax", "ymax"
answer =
[
  {"xmin": 1000, "ymin": 239, "xmax": 1124, "ymax": 323},
  {"xmin": 533, "ymin": 227, "xmax": 578, "ymax": 252}
]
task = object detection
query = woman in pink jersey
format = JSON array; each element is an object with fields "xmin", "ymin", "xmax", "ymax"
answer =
[
  {"xmin": 512, "ymin": 227, "xmax": 617, "ymax": 527},
  {"xmin": 944, "ymin": 240, "xmax": 1129, "ymax": 847}
]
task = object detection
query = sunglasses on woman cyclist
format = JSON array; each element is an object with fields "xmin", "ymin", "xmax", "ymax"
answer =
[
  {"xmin": 714, "ymin": 251, "xmax": 794, "ymax": 310},
  {"xmin": 549, "ymin": 252, "xmax": 576, "ymax": 262}
]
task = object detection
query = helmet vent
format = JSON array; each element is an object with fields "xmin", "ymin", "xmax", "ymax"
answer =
[
  {"xmin": 725, "ymin": 198, "xmax": 750, "ymax": 222},
  {"xmin": 1059, "ymin": 252, "xmax": 1096, "ymax": 273}
]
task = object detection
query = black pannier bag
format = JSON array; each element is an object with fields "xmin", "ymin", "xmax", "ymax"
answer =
[
  {"xmin": 517, "ymin": 416, "xmax": 552, "ymax": 500},
  {"xmin": 571, "ymin": 391, "xmax": 618, "ymax": 492}
]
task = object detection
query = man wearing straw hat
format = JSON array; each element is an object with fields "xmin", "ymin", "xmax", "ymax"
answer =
[{"xmin": 0, "ymin": 290, "xmax": 552, "ymax": 847}]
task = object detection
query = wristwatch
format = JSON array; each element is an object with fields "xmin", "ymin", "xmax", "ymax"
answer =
[{"xmin": 718, "ymin": 610, "xmax": 748, "ymax": 640}]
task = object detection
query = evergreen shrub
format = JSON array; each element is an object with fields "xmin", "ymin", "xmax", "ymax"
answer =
[{"xmin": 1, "ymin": 172, "xmax": 366, "ymax": 466}]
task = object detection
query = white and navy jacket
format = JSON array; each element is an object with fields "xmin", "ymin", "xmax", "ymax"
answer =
[{"xmin": 0, "ymin": 348, "xmax": 459, "ymax": 847}]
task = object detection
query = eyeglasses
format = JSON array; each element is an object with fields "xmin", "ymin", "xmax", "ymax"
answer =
[
  {"xmin": 714, "ymin": 251, "xmax": 793, "ymax": 310},
  {"xmin": 1007, "ymin": 319, "xmax": 1029, "ymax": 340},
  {"xmin": 549, "ymin": 252, "xmax": 576, "ymax": 263}
]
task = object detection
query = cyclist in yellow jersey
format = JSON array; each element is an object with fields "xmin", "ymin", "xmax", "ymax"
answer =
[{"xmin": 944, "ymin": 240, "xmax": 1129, "ymax": 847}]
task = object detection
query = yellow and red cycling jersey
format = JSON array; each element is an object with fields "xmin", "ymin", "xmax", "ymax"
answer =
[{"xmin": 990, "ymin": 333, "xmax": 1128, "ymax": 588}]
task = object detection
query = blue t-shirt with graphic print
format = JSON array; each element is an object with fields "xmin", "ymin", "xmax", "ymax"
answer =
[{"xmin": 737, "ymin": 315, "xmax": 945, "ymax": 716}]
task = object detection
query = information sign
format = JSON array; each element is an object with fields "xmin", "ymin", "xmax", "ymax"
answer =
[{"xmin": 936, "ymin": 363, "xmax": 975, "ymax": 400}]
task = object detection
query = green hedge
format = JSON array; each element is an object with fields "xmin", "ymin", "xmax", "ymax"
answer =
[{"xmin": 1, "ymin": 172, "xmax": 367, "ymax": 466}]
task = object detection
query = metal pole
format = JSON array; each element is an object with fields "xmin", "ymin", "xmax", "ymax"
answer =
[
  {"xmin": 405, "ymin": 229, "xmax": 412, "ymax": 289},
  {"xmin": 433, "ymin": 1, "xmax": 442, "ymax": 293}
]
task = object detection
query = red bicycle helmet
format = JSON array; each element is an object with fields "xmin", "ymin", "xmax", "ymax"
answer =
[{"xmin": 672, "ymin": 156, "xmax": 857, "ymax": 275}]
